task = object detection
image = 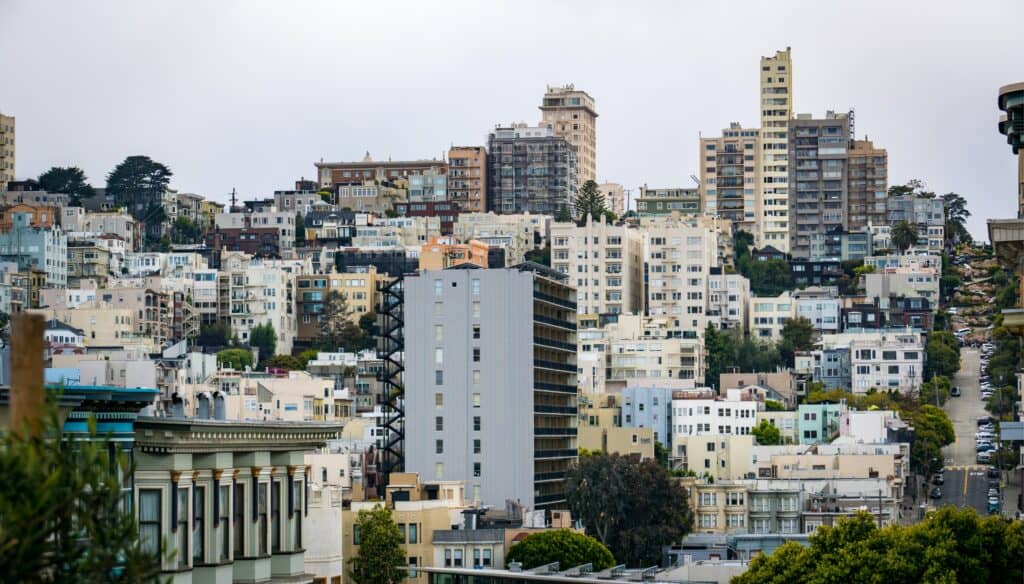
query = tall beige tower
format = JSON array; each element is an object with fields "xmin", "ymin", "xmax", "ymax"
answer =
[
  {"xmin": 540, "ymin": 84, "xmax": 597, "ymax": 189},
  {"xmin": 0, "ymin": 113, "xmax": 14, "ymax": 192},
  {"xmin": 759, "ymin": 48, "xmax": 792, "ymax": 252}
]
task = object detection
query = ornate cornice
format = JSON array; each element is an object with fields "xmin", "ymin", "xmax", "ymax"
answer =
[{"xmin": 134, "ymin": 417, "xmax": 342, "ymax": 454}]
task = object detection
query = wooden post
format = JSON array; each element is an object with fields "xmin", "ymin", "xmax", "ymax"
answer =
[{"xmin": 10, "ymin": 313, "xmax": 45, "ymax": 437}]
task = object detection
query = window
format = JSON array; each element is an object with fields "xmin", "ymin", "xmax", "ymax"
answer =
[
  {"xmin": 233, "ymin": 483, "xmax": 245, "ymax": 556},
  {"xmin": 176, "ymin": 487, "xmax": 189, "ymax": 568},
  {"xmin": 408, "ymin": 523, "xmax": 418, "ymax": 544},
  {"xmin": 292, "ymin": 480, "xmax": 302, "ymax": 549},
  {"xmin": 472, "ymin": 302, "xmax": 480, "ymax": 318},
  {"xmin": 436, "ymin": 439, "xmax": 444, "ymax": 454},
  {"xmin": 353, "ymin": 524, "xmax": 361, "ymax": 545},
  {"xmin": 435, "ymin": 416, "xmax": 443, "ymax": 431},
  {"xmin": 473, "ymin": 370, "xmax": 480, "ymax": 385},
  {"xmin": 472, "ymin": 348, "xmax": 480, "ymax": 362},
  {"xmin": 258, "ymin": 483, "xmax": 268, "ymax": 555},
  {"xmin": 193, "ymin": 486, "xmax": 205, "ymax": 564},
  {"xmin": 435, "ymin": 370, "xmax": 444, "ymax": 385},
  {"xmin": 218, "ymin": 485, "xmax": 230, "ymax": 561},
  {"xmin": 482, "ymin": 549, "xmax": 492, "ymax": 567},
  {"xmin": 433, "ymin": 279, "xmax": 443, "ymax": 297},
  {"xmin": 471, "ymin": 279, "xmax": 480, "ymax": 295},
  {"xmin": 472, "ymin": 324, "xmax": 480, "ymax": 339},
  {"xmin": 474, "ymin": 462, "xmax": 481, "ymax": 477},
  {"xmin": 474, "ymin": 439, "xmax": 481, "ymax": 454},
  {"xmin": 435, "ymin": 348, "xmax": 443, "ymax": 364},
  {"xmin": 435, "ymin": 393, "xmax": 444, "ymax": 407},
  {"xmin": 434, "ymin": 302, "xmax": 442, "ymax": 315},
  {"xmin": 472, "ymin": 393, "xmax": 481, "ymax": 408},
  {"xmin": 139, "ymin": 489, "xmax": 162, "ymax": 558},
  {"xmin": 271, "ymin": 481, "xmax": 281, "ymax": 552},
  {"xmin": 454, "ymin": 549, "xmax": 464, "ymax": 567},
  {"xmin": 473, "ymin": 416, "xmax": 481, "ymax": 431},
  {"xmin": 435, "ymin": 324, "xmax": 443, "ymax": 342}
]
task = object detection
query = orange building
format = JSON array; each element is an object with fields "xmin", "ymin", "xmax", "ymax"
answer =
[
  {"xmin": 0, "ymin": 203, "xmax": 57, "ymax": 230},
  {"xmin": 418, "ymin": 237, "xmax": 491, "ymax": 271}
]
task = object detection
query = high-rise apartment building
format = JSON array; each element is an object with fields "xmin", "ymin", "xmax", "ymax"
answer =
[
  {"xmin": 404, "ymin": 264, "xmax": 577, "ymax": 510},
  {"xmin": 447, "ymin": 146, "xmax": 488, "ymax": 213},
  {"xmin": 997, "ymin": 82, "xmax": 1024, "ymax": 216},
  {"xmin": 551, "ymin": 216, "xmax": 644, "ymax": 315},
  {"xmin": 846, "ymin": 140, "xmax": 888, "ymax": 232},
  {"xmin": 788, "ymin": 111, "xmax": 851, "ymax": 259},
  {"xmin": 700, "ymin": 124, "xmax": 761, "ymax": 232},
  {"xmin": 0, "ymin": 113, "xmax": 14, "ymax": 192},
  {"xmin": 540, "ymin": 84, "xmax": 597, "ymax": 187},
  {"xmin": 759, "ymin": 48, "xmax": 793, "ymax": 251},
  {"xmin": 645, "ymin": 218, "xmax": 722, "ymax": 337},
  {"xmin": 486, "ymin": 124, "xmax": 577, "ymax": 215}
]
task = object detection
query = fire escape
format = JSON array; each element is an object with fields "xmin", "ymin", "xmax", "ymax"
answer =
[{"xmin": 376, "ymin": 275, "xmax": 405, "ymax": 490}]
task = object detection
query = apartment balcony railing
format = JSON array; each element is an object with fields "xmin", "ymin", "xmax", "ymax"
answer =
[
  {"xmin": 533, "ymin": 336, "xmax": 576, "ymax": 352},
  {"xmin": 535, "ymin": 493, "xmax": 567, "ymax": 505},
  {"xmin": 535, "ymin": 427, "xmax": 576, "ymax": 436},
  {"xmin": 534, "ymin": 471, "xmax": 567, "ymax": 483},
  {"xmin": 534, "ymin": 382, "xmax": 577, "ymax": 394},
  {"xmin": 533, "ymin": 314, "xmax": 575, "ymax": 331},
  {"xmin": 534, "ymin": 359, "xmax": 577, "ymax": 374},
  {"xmin": 533, "ymin": 290, "xmax": 577, "ymax": 311},
  {"xmin": 535, "ymin": 449, "xmax": 576, "ymax": 460},
  {"xmin": 534, "ymin": 405, "xmax": 577, "ymax": 416}
]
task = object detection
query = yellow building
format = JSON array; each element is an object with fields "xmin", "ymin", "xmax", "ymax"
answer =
[
  {"xmin": 540, "ymin": 85, "xmax": 598, "ymax": 186},
  {"xmin": 683, "ymin": 477, "xmax": 750, "ymax": 535},
  {"xmin": 674, "ymin": 434, "xmax": 754, "ymax": 481},
  {"xmin": 759, "ymin": 47, "xmax": 793, "ymax": 251},
  {"xmin": 33, "ymin": 306, "xmax": 141, "ymax": 348},
  {"xmin": 296, "ymin": 266, "xmax": 388, "ymax": 343},
  {"xmin": 344, "ymin": 473, "xmax": 469, "ymax": 582},
  {"xmin": 577, "ymin": 393, "xmax": 654, "ymax": 459}
]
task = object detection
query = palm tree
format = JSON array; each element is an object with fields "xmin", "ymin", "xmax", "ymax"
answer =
[{"xmin": 891, "ymin": 220, "xmax": 919, "ymax": 252}]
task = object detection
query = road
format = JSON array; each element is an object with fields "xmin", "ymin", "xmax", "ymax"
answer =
[{"xmin": 937, "ymin": 347, "xmax": 993, "ymax": 514}]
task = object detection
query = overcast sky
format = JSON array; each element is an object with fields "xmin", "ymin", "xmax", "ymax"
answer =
[{"xmin": 1, "ymin": 0, "xmax": 1021, "ymax": 239}]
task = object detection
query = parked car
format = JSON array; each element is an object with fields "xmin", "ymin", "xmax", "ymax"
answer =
[
  {"xmin": 988, "ymin": 467, "xmax": 1001, "ymax": 479},
  {"xmin": 988, "ymin": 488, "xmax": 1000, "ymax": 497},
  {"xmin": 988, "ymin": 500, "xmax": 1001, "ymax": 514},
  {"xmin": 978, "ymin": 416, "xmax": 996, "ymax": 426},
  {"xmin": 978, "ymin": 451, "xmax": 993, "ymax": 463},
  {"xmin": 977, "ymin": 443, "xmax": 995, "ymax": 453},
  {"xmin": 951, "ymin": 386, "xmax": 962, "ymax": 397},
  {"xmin": 930, "ymin": 486, "xmax": 943, "ymax": 499},
  {"xmin": 932, "ymin": 473, "xmax": 945, "ymax": 485}
]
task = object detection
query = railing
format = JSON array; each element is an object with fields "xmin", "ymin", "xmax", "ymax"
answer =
[
  {"xmin": 535, "ymin": 427, "xmax": 576, "ymax": 436},
  {"xmin": 534, "ymin": 336, "xmax": 576, "ymax": 352},
  {"xmin": 533, "ymin": 291, "xmax": 577, "ymax": 311},
  {"xmin": 535, "ymin": 449, "xmax": 577, "ymax": 459},
  {"xmin": 534, "ymin": 471, "xmax": 567, "ymax": 482},
  {"xmin": 534, "ymin": 405, "xmax": 577, "ymax": 415},
  {"xmin": 533, "ymin": 314, "xmax": 576, "ymax": 330},
  {"xmin": 534, "ymin": 382, "xmax": 577, "ymax": 394},
  {"xmin": 534, "ymin": 493, "xmax": 567, "ymax": 505},
  {"xmin": 534, "ymin": 359, "xmax": 577, "ymax": 373}
]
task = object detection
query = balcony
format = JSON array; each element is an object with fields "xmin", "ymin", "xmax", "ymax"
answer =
[
  {"xmin": 534, "ymin": 314, "xmax": 575, "ymax": 331},
  {"xmin": 534, "ymin": 336, "xmax": 576, "ymax": 352},
  {"xmin": 534, "ymin": 382, "xmax": 577, "ymax": 394},
  {"xmin": 535, "ymin": 449, "xmax": 576, "ymax": 460},
  {"xmin": 534, "ymin": 359, "xmax": 577, "ymax": 374},
  {"xmin": 534, "ymin": 404, "xmax": 577, "ymax": 415},
  {"xmin": 534, "ymin": 471, "xmax": 567, "ymax": 483},
  {"xmin": 535, "ymin": 427, "xmax": 576, "ymax": 436},
  {"xmin": 535, "ymin": 493, "xmax": 567, "ymax": 505},
  {"xmin": 534, "ymin": 290, "xmax": 577, "ymax": 311}
]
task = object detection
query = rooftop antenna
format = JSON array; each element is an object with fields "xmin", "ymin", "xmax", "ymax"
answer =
[{"xmin": 229, "ymin": 188, "xmax": 238, "ymax": 209}]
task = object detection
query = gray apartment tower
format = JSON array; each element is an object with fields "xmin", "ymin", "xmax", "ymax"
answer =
[
  {"xmin": 788, "ymin": 111, "xmax": 852, "ymax": 259},
  {"xmin": 486, "ymin": 124, "xmax": 577, "ymax": 216},
  {"xmin": 404, "ymin": 263, "xmax": 578, "ymax": 511}
]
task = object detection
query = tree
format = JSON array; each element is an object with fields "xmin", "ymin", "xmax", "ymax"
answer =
[
  {"xmin": 319, "ymin": 291, "xmax": 372, "ymax": 352},
  {"xmin": 297, "ymin": 348, "xmax": 320, "ymax": 368},
  {"xmin": 348, "ymin": 504, "xmax": 407, "ymax": 583},
  {"xmin": 942, "ymin": 192, "xmax": 973, "ymax": 251},
  {"xmin": 703, "ymin": 325, "xmax": 784, "ymax": 388},
  {"xmin": 106, "ymin": 155, "xmax": 173, "ymax": 246},
  {"xmin": 891, "ymin": 220, "xmax": 919, "ymax": 253},
  {"xmin": 170, "ymin": 216, "xmax": 200, "ymax": 244},
  {"xmin": 263, "ymin": 354, "xmax": 303, "ymax": 370},
  {"xmin": 554, "ymin": 205, "xmax": 573, "ymax": 223},
  {"xmin": 249, "ymin": 322, "xmax": 277, "ymax": 361},
  {"xmin": 904, "ymin": 404, "xmax": 955, "ymax": 475},
  {"xmin": 748, "ymin": 259, "xmax": 792, "ymax": 296},
  {"xmin": 567, "ymin": 453, "xmax": 693, "ymax": 567},
  {"xmin": 506, "ymin": 529, "xmax": 615, "ymax": 571},
  {"xmin": 217, "ymin": 348, "xmax": 253, "ymax": 370},
  {"xmin": 37, "ymin": 166, "xmax": 95, "ymax": 206},
  {"xmin": 779, "ymin": 316, "xmax": 816, "ymax": 367},
  {"xmin": 734, "ymin": 508, "xmax": 1024, "ymax": 584},
  {"xmin": 925, "ymin": 331, "xmax": 960, "ymax": 380},
  {"xmin": 525, "ymin": 246, "xmax": 551, "ymax": 267},
  {"xmin": 573, "ymin": 180, "xmax": 607, "ymax": 226},
  {"xmin": 295, "ymin": 212, "xmax": 306, "ymax": 246},
  {"xmin": 0, "ymin": 404, "xmax": 161, "ymax": 582},
  {"xmin": 751, "ymin": 419, "xmax": 782, "ymax": 445},
  {"xmin": 734, "ymin": 230, "xmax": 755, "ymax": 276},
  {"xmin": 196, "ymin": 322, "xmax": 230, "ymax": 347}
]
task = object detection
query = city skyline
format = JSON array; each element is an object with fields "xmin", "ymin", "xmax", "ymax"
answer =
[{"xmin": 1, "ymin": 0, "xmax": 1022, "ymax": 240}]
